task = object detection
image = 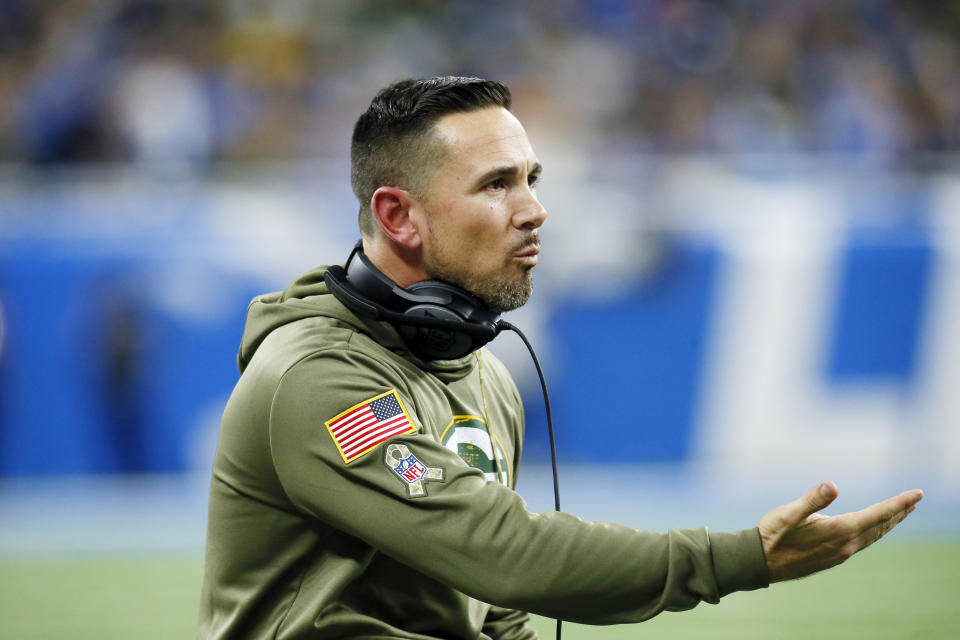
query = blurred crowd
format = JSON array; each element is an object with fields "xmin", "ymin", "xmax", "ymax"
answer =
[{"xmin": 0, "ymin": 0, "xmax": 957, "ymax": 168}]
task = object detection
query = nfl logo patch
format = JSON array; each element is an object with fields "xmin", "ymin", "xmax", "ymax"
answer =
[
  {"xmin": 394, "ymin": 455, "xmax": 427, "ymax": 483},
  {"xmin": 384, "ymin": 443, "xmax": 444, "ymax": 498}
]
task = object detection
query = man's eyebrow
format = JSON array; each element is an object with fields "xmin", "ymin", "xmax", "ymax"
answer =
[{"xmin": 475, "ymin": 162, "xmax": 543, "ymax": 187}]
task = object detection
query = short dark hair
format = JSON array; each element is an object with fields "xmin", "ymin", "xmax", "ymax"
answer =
[{"xmin": 351, "ymin": 76, "xmax": 512, "ymax": 236}]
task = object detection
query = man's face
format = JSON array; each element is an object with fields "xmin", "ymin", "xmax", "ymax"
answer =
[{"xmin": 416, "ymin": 107, "xmax": 547, "ymax": 313}]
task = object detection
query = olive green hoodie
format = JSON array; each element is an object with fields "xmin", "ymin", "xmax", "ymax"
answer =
[{"xmin": 197, "ymin": 266, "xmax": 769, "ymax": 640}]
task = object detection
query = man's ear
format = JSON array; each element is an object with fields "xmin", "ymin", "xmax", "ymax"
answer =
[{"xmin": 371, "ymin": 186, "xmax": 423, "ymax": 249}]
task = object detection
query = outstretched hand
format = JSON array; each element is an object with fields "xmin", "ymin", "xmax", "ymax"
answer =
[{"xmin": 758, "ymin": 482, "xmax": 923, "ymax": 583}]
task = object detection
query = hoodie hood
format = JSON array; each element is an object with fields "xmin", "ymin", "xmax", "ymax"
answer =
[{"xmin": 237, "ymin": 266, "xmax": 477, "ymax": 381}]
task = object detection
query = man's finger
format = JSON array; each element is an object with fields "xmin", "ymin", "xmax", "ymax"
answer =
[
  {"xmin": 846, "ymin": 489, "xmax": 924, "ymax": 534},
  {"xmin": 844, "ymin": 509, "xmax": 909, "ymax": 557},
  {"xmin": 851, "ymin": 491, "xmax": 923, "ymax": 549}
]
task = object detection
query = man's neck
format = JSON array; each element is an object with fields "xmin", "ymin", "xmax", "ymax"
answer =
[{"xmin": 361, "ymin": 237, "xmax": 428, "ymax": 288}]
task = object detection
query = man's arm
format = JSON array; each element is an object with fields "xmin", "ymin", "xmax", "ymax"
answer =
[
  {"xmin": 267, "ymin": 351, "xmax": 769, "ymax": 624},
  {"xmin": 758, "ymin": 481, "xmax": 923, "ymax": 582},
  {"xmin": 267, "ymin": 351, "xmax": 921, "ymax": 623}
]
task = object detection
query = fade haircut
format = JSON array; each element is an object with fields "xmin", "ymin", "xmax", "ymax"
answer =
[{"xmin": 351, "ymin": 76, "xmax": 512, "ymax": 236}]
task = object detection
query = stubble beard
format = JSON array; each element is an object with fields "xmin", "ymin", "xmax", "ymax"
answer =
[{"xmin": 424, "ymin": 238, "xmax": 537, "ymax": 314}]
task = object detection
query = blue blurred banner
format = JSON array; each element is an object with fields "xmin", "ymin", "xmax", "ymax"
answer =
[
  {"xmin": 0, "ymin": 164, "xmax": 957, "ymax": 481},
  {"xmin": 0, "ymin": 235, "xmax": 260, "ymax": 475},
  {"xmin": 537, "ymin": 241, "xmax": 719, "ymax": 462},
  {"xmin": 825, "ymin": 223, "xmax": 932, "ymax": 385}
]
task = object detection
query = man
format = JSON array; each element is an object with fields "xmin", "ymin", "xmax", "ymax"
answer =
[{"xmin": 197, "ymin": 77, "xmax": 922, "ymax": 639}]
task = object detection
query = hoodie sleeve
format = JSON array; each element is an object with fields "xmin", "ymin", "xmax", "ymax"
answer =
[
  {"xmin": 482, "ymin": 605, "xmax": 537, "ymax": 640},
  {"xmin": 267, "ymin": 349, "xmax": 769, "ymax": 624}
]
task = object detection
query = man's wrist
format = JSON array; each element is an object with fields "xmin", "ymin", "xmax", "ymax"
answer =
[{"xmin": 709, "ymin": 527, "xmax": 771, "ymax": 597}]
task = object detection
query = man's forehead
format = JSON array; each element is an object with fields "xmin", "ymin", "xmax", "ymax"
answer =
[{"xmin": 431, "ymin": 107, "xmax": 537, "ymax": 166}]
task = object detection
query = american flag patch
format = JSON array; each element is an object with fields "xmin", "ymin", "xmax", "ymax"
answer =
[{"xmin": 325, "ymin": 390, "xmax": 417, "ymax": 463}]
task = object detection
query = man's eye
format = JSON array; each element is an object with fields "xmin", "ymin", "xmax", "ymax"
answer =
[
  {"xmin": 487, "ymin": 178, "xmax": 507, "ymax": 190},
  {"xmin": 528, "ymin": 174, "xmax": 540, "ymax": 188}
]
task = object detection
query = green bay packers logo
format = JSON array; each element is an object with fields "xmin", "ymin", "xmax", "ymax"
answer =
[{"xmin": 440, "ymin": 415, "xmax": 510, "ymax": 486}]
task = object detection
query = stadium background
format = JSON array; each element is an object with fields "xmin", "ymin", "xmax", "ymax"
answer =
[{"xmin": 0, "ymin": 1, "xmax": 958, "ymax": 638}]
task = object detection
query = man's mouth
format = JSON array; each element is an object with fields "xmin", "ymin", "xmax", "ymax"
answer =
[{"xmin": 513, "ymin": 243, "xmax": 540, "ymax": 265}]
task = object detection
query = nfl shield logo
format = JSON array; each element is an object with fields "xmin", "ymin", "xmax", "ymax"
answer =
[
  {"xmin": 395, "ymin": 455, "xmax": 426, "ymax": 483},
  {"xmin": 384, "ymin": 443, "xmax": 444, "ymax": 498}
]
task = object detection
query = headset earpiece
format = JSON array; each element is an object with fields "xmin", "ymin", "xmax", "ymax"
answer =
[{"xmin": 323, "ymin": 242, "xmax": 501, "ymax": 360}]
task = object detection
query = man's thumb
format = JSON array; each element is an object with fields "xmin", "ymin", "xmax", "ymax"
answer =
[
  {"xmin": 799, "ymin": 481, "xmax": 838, "ymax": 518},
  {"xmin": 776, "ymin": 481, "xmax": 839, "ymax": 528},
  {"xmin": 759, "ymin": 482, "xmax": 841, "ymax": 544}
]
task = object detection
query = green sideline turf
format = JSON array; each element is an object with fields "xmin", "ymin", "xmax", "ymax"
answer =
[{"xmin": 0, "ymin": 540, "xmax": 956, "ymax": 639}]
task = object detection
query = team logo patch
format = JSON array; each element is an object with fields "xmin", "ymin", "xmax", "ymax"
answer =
[
  {"xmin": 440, "ymin": 415, "xmax": 511, "ymax": 486},
  {"xmin": 325, "ymin": 390, "xmax": 417, "ymax": 463},
  {"xmin": 385, "ymin": 443, "xmax": 444, "ymax": 498}
]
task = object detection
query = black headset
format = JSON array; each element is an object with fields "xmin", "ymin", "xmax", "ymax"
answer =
[{"xmin": 323, "ymin": 241, "xmax": 503, "ymax": 360}]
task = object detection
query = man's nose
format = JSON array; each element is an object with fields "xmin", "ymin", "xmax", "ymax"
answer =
[{"xmin": 514, "ymin": 192, "xmax": 547, "ymax": 230}]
